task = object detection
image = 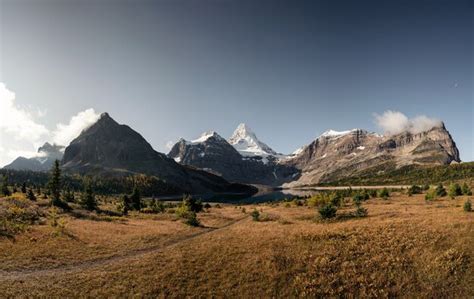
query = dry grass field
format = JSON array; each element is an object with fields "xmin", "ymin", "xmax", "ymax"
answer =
[{"xmin": 0, "ymin": 191, "xmax": 473, "ymax": 298}]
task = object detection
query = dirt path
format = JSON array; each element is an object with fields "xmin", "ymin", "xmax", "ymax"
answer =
[{"xmin": 0, "ymin": 215, "xmax": 248, "ymax": 281}]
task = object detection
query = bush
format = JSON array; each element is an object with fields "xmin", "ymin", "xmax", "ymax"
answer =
[
  {"xmin": 318, "ymin": 203, "xmax": 337, "ymax": 219},
  {"xmin": 250, "ymin": 209, "xmax": 260, "ymax": 221},
  {"xmin": 408, "ymin": 185, "xmax": 422, "ymax": 196},
  {"xmin": 461, "ymin": 182, "xmax": 472, "ymax": 196},
  {"xmin": 435, "ymin": 183, "xmax": 447, "ymax": 197},
  {"xmin": 448, "ymin": 183, "xmax": 463, "ymax": 198},
  {"xmin": 378, "ymin": 188, "xmax": 390, "ymax": 199},
  {"xmin": 203, "ymin": 203, "xmax": 211, "ymax": 209},
  {"xmin": 368, "ymin": 189, "xmax": 377, "ymax": 198},
  {"xmin": 425, "ymin": 188, "xmax": 437, "ymax": 201},
  {"xmin": 184, "ymin": 211, "xmax": 200, "ymax": 226},
  {"xmin": 464, "ymin": 199, "xmax": 472, "ymax": 212},
  {"xmin": 182, "ymin": 195, "xmax": 203, "ymax": 213},
  {"xmin": 26, "ymin": 189, "xmax": 36, "ymax": 201}
]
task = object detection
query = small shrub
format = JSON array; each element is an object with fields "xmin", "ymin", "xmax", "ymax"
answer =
[
  {"xmin": 448, "ymin": 183, "xmax": 463, "ymax": 199},
  {"xmin": 408, "ymin": 185, "xmax": 422, "ymax": 196},
  {"xmin": 425, "ymin": 188, "xmax": 437, "ymax": 201},
  {"xmin": 464, "ymin": 199, "xmax": 472, "ymax": 212},
  {"xmin": 378, "ymin": 188, "xmax": 390, "ymax": 199},
  {"xmin": 184, "ymin": 212, "xmax": 200, "ymax": 226},
  {"xmin": 368, "ymin": 189, "xmax": 377, "ymax": 198},
  {"xmin": 26, "ymin": 189, "xmax": 36, "ymax": 201},
  {"xmin": 435, "ymin": 183, "xmax": 447, "ymax": 197},
  {"xmin": 461, "ymin": 182, "xmax": 472, "ymax": 195},
  {"xmin": 203, "ymin": 203, "xmax": 211, "ymax": 209},
  {"xmin": 250, "ymin": 209, "xmax": 260, "ymax": 221},
  {"xmin": 318, "ymin": 203, "xmax": 337, "ymax": 220}
]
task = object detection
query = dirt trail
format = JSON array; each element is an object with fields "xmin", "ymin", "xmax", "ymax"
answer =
[{"xmin": 0, "ymin": 216, "xmax": 248, "ymax": 281}]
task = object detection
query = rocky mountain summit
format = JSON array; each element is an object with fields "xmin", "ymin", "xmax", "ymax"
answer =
[
  {"xmin": 282, "ymin": 123, "xmax": 460, "ymax": 186},
  {"xmin": 3, "ymin": 142, "xmax": 64, "ymax": 172},
  {"xmin": 61, "ymin": 113, "xmax": 255, "ymax": 194},
  {"xmin": 168, "ymin": 127, "xmax": 298, "ymax": 185}
]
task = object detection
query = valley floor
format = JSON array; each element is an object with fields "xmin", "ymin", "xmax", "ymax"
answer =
[{"xmin": 0, "ymin": 193, "xmax": 473, "ymax": 297}]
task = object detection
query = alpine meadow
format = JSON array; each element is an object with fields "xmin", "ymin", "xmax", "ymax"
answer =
[{"xmin": 0, "ymin": 0, "xmax": 472, "ymax": 298}]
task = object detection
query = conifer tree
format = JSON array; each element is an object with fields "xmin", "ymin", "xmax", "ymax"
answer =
[
  {"xmin": 1, "ymin": 175, "xmax": 11, "ymax": 197},
  {"xmin": 80, "ymin": 180, "xmax": 97, "ymax": 211}
]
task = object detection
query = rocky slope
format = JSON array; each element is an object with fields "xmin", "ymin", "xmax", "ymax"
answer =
[
  {"xmin": 282, "ymin": 123, "xmax": 460, "ymax": 187},
  {"xmin": 168, "ymin": 129, "xmax": 299, "ymax": 185},
  {"xmin": 61, "ymin": 113, "xmax": 256, "ymax": 194},
  {"xmin": 3, "ymin": 143, "xmax": 64, "ymax": 172}
]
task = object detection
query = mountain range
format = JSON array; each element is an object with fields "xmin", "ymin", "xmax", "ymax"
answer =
[
  {"xmin": 3, "ymin": 113, "xmax": 461, "ymax": 189},
  {"xmin": 3, "ymin": 143, "xmax": 65, "ymax": 172}
]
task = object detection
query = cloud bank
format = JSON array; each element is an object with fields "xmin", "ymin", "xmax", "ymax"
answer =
[
  {"xmin": 52, "ymin": 108, "xmax": 100, "ymax": 146},
  {"xmin": 0, "ymin": 83, "xmax": 49, "ymax": 142},
  {"xmin": 0, "ymin": 82, "xmax": 100, "ymax": 166},
  {"xmin": 374, "ymin": 110, "xmax": 442, "ymax": 135}
]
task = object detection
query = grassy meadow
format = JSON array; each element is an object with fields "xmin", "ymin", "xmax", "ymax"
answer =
[{"xmin": 0, "ymin": 187, "xmax": 473, "ymax": 297}]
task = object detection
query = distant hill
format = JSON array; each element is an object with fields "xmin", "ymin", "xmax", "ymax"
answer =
[{"xmin": 3, "ymin": 143, "xmax": 64, "ymax": 172}]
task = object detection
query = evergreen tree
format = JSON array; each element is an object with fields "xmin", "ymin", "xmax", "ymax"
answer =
[
  {"xmin": 121, "ymin": 195, "xmax": 131, "ymax": 215},
  {"xmin": 48, "ymin": 160, "xmax": 63, "ymax": 207},
  {"xmin": 21, "ymin": 182, "xmax": 27, "ymax": 193},
  {"xmin": 63, "ymin": 187, "xmax": 75, "ymax": 203},
  {"xmin": 26, "ymin": 189, "xmax": 37, "ymax": 201},
  {"xmin": 1, "ymin": 175, "xmax": 11, "ymax": 196},
  {"xmin": 130, "ymin": 186, "xmax": 141, "ymax": 211},
  {"xmin": 80, "ymin": 180, "xmax": 97, "ymax": 211}
]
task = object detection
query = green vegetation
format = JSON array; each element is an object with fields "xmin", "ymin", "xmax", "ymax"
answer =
[
  {"xmin": 80, "ymin": 180, "xmax": 97, "ymax": 211},
  {"xmin": 448, "ymin": 183, "xmax": 462, "ymax": 198},
  {"xmin": 435, "ymin": 183, "xmax": 447, "ymax": 197},
  {"xmin": 319, "ymin": 162, "xmax": 474, "ymax": 186},
  {"xmin": 318, "ymin": 203, "xmax": 337, "ymax": 219},
  {"xmin": 26, "ymin": 189, "xmax": 36, "ymax": 201},
  {"xmin": 130, "ymin": 186, "xmax": 141, "ymax": 211},
  {"xmin": 464, "ymin": 199, "xmax": 472, "ymax": 212},
  {"xmin": 378, "ymin": 187, "xmax": 390, "ymax": 199},
  {"xmin": 407, "ymin": 185, "xmax": 422, "ymax": 196},
  {"xmin": 250, "ymin": 209, "xmax": 260, "ymax": 221},
  {"xmin": 175, "ymin": 195, "xmax": 202, "ymax": 226},
  {"xmin": 1, "ymin": 175, "xmax": 11, "ymax": 197},
  {"xmin": 461, "ymin": 182, "xmax": 472, "ymax": 195}
]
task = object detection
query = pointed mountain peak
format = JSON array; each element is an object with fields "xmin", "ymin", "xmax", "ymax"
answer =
[{"xmin": 229, "ymin": 123, "xmax": 277, "ymax": 157}]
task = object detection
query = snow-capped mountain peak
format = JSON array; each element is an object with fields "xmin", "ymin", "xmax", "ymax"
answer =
[
  {"xmin": 191, "ymin": 131, "xmax": 222, "ymax": 143},
  {"xmin": 319, "ymin": 129, "xmax": 359, "ymax": 139},
  {"xmin": 228, "ymin": 123, "xmax": 277, "ymax": 157}
]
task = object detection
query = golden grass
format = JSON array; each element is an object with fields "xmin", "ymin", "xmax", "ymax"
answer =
[{"xmin": 0, "ymin": 193, "xmax": 472, "ymax": 297}]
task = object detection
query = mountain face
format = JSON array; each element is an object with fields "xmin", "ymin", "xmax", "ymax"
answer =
[
  {"xmin": 228, "ymin": 123, "xmax": 279, "ymax": 159},
  {"xmin": 3, "ymin": 142, "xmax": 64, "ymax": 172},
  {"xmin": 168, "ymin": 127, "xmax": 299, "ymax": 185},
  {"xmin": 62, "ymin": 113, "xmax": 255, "ymax": 194},
  {"xmin": 282, "ymin": 124, "xmax": 460, "ymax": 187}
]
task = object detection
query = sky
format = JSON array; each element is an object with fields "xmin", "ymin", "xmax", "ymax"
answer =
[{"xmin": 0, "ymin": 0, "xmax": 472, "ymax": 167}]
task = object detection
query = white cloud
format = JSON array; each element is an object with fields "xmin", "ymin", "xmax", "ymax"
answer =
[
  {"xmin": 374, "ymin": 110, "xmax": 442, "ymax": 135},
  {"xmin": 0, "ymin": 82, "xmax": 101, "ymax": 167},
  {"xmin": 0, "ymin": 83, "xmax": 49, "ymax": 142},
  {"xmin": 52, "ymin": 108, "xmax": 100, "ymax": 146}
]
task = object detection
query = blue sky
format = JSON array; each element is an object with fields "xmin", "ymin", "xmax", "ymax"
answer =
[{"xmin": 0, "ymin": 0, "xmax": 472, "ymax": 166}]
